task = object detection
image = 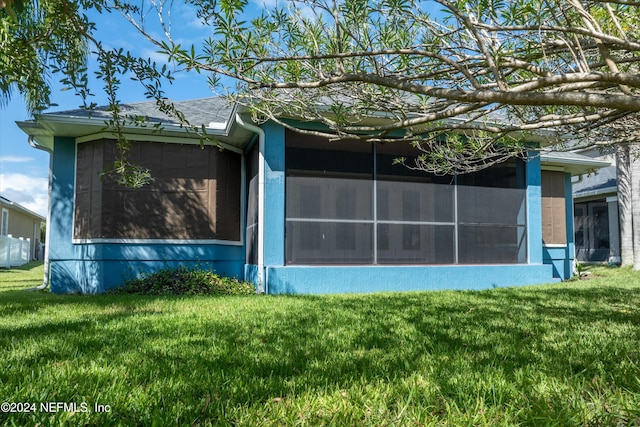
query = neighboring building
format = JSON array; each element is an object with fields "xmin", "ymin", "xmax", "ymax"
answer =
[
  {"xmin": 17, "ymin": 98, "xmax": 607, "ymax": 294},
  {"xmin": 0, "ymin": 195, "xmax": 45, "ymax": 261},
  {"xmin": 572, "ymin": 147, "xmax": 620, "ymax": 264}
]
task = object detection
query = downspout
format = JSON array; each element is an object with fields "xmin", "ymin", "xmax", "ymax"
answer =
[
  {"xmin": 235, "ymin": 114, "xmax": 266, "ymax": 294},
  {"xmin": 572, "ymin": 174, "xmax": 584, "ymax": 185},
  {"xmin": 27, "ymin": 136, "xmax": 52, "ymax": 291}
]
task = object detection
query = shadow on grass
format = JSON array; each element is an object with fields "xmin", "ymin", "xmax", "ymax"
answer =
[
  {"xmin": 0, "ymin": 260, "xmax": 44, "ymax": 271},
  {"xmin": 1, "ymin": 272, "xmax": 640, "ymax": 425}
]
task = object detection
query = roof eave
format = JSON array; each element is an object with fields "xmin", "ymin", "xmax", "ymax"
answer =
[
  {"xmin": 574, "ymin": 186, "xmax": 618, "ymax": 200},
  {"xmin": 540, "ymin": 153, "xmax": 611, "ymax": 175},
  {"xmin": 17, "ymin": 110, "xmax": 250, "ymax": 149},
  {"xmin": 0, "ymin": 196, "xmax": 46, "ymax": 222}
]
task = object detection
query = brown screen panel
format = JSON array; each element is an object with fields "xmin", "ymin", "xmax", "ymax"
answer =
[
  {"xmin": 74, "ymin": 141, "xmax": 93, "ymax": 239},
  {"xmin": 74, "ymin": 140, "xmax": 103, "ymax": 239},
  {"xmin": 75, "ymin": 139, "xmax": 241, "ymax": 241},
  {"xmin": 541, "ymin": 170, "xmax": 567, "ymax": 245},
  {"xmin": 212, "ymin": 148, "xmax": 242, "ymax": 241},
  {"xmin": 106, "ymin": 143, "xmax": 240, "ymax": 240}
]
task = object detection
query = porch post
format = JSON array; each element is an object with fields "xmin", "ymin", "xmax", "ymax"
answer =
[
  {"xmin": 262, "ymin": 122, "xmax": 286, "ymax": 268},
  {"xmin": 526, "ymin": 153, "xmax": 543, "ymax": 264}
]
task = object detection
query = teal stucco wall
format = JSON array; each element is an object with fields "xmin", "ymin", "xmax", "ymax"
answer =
[{"xmin": 47, "ymin": 137, "xmax": 245, "ymax": 294}]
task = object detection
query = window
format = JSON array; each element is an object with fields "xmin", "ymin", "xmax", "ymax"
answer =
[
  {"xmin": 541, "ymin": 170, "xmax": 567, "ymax": 245},
  {"xmin": 1, "ymin": 208, "xmax": 8, "ymax": 236},
  {"xmin": 284, "ymin": 130, "xmax": 527, "ymax": 265},
  {"xmin": 246, "ymin": 175, "xmax": 259, "ymax": 262},
  {"xmin": 74, "ymin": 139, "xmax": 241, "ymax": 241},
  {"xmin": 246, "ymin": 145, "xmax": 259, "ymax": 263},
  {"xmin": 574, "ymin": 200, "xmax": 609, "ymax": 262}
]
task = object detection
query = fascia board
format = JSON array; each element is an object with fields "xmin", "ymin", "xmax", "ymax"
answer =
[
  {"xmin": 573, "ymin": 187, "xmax": 618, "ymax": 200},
  {"xmin": 18, "ymin": 111, "xmax": 240, "ymax": 149},
  {"xmin": 38, "ymin": 113, "xmax": 232, "ymax": 136}
]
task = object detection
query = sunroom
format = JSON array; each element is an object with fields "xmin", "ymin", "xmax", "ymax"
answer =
[{"xmin": 243, "ymin": 124, "xmax": 572, "ymax": 294}]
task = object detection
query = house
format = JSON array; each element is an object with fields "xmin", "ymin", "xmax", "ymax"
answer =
[
  {"xmin": 17, "ymin": 97, "xmax": 608, "ymax": 293},
  {"xmin": 571, "ymin": 147, "xmax": 621, "ymax": 264},
  {"xmin": 0, "ymin": 195, "xmax": 45, "ymax": 265}
]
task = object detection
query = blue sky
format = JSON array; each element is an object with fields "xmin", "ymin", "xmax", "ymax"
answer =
[{"xmin": 0, "ymin": 4, "xmax": 221, "ymax": 217}]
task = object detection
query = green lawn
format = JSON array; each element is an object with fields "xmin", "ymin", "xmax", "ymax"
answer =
[{"xmin": 1, "ymin": 262, "xmax": 640, "ymax": 426}]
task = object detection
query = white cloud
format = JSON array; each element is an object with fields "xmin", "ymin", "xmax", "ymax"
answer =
[
  {"xmin": 0, "ymin": 173, "xmax": 49, "ymax": 217},
  {"xmin": 0, "ymin": 155, "xmax": 34, "ymax": 163},
  {"xmin": 178, "ymin": 5, "xmax": 208, "ymax": 30},
  {"xmin": 253, "ymin": 0, "xmax": 279, "ymax": 9},
  {"xmin": 140, "ymin": 47, "xmax": 173, "ymax": 66},
  {"xmin": 187, "ymin": 16, "xmax": 207, "ymax": 30},
  {"xmin": 247, "ymin": 1, "xmax": 322, "ymax": 24}
]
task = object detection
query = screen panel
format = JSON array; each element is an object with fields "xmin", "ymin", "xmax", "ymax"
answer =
[
  {"xmin": 74, "ymin": 139, "xmax": 241, "ymax": 241},
  {"xmin": 458, "ymin": 225, "xmax": 527, "ymax": 264},
  {"xmin": 284, "ymin": 134, "xmax": 529, "ymax": 266},
  {"xmin": 285, "ymin": 221, "xmax": 374, "ymax": 264},
  {"xmin": 377, "ymin": 224, "xmax": 455, "ymax": 264},
  {"xmin": 541, "ymin": 170, "xmax": 567, "ymax": 245},
  {"xmin": 377, "ymin": 181, "xmax": 454, "ymax": 223}
]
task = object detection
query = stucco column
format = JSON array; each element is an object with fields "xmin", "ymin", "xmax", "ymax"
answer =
[
  {"xmin": 261, "ymin": 121, "xmax": 286, "ymax": 267},
  {"xmin": 49, "ymin": 137, "xmax": 77, "ymax": 261},
  {"xmin": 526, "ymin": 153, "xmax": 543, "ymax": 264}
]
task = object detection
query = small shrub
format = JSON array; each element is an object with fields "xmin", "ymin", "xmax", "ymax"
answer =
[
  {"xmin": 113, "ymin": 265, "xmax": 256, "ymax": 296},
  {"xmin": 573, "ymin": 262, "xmax": 592, "ymax": 280}
]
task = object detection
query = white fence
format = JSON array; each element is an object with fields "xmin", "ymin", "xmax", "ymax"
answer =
[{"xmin": 0, "ymin": 235, "xmax": 32, "ymax": 268}]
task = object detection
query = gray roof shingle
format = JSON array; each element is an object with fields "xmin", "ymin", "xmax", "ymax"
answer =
[
  {"xmin": 573, "ymin": 165, "xmax": 617, "ymax": 198},
  {"xmin": 48, "ymin": 97, "xmax": 236, "ymax": 127}
]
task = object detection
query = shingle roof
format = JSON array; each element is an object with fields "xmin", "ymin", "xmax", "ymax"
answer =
[
  {"xmin": 0, "ymin": 195, "xmax": 46, "ymax": 221},
  {"xmin": 19, "ymin": 96, "xmax": 252, "ymax": 151},
  {"xmin": 48, "ymin": 97, "xmax": 236, "ymax": 127},
  {"xmin": 573, "ymin": 165, "xmax": 617, "ymax": 198}
]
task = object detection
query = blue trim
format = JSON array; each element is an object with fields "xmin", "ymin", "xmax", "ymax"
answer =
[
  {"xmin": 244, "ymin": 264, "xmax": 260, "ymax": 289},
  {"xmin": 265, "ymin": 264, "xmax": 558, "ymax": 294},
  {"xmin": 49, "ymin": 137, "xmax": 76, "ymax": 262},
  {"xmin": 543, "ymin": 247, "xmax": 570, "ymax": 280}
]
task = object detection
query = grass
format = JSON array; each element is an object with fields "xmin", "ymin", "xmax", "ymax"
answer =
[{"xmin": 1, "ymin": 262, "xmax": 640, "ymax": 426}]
